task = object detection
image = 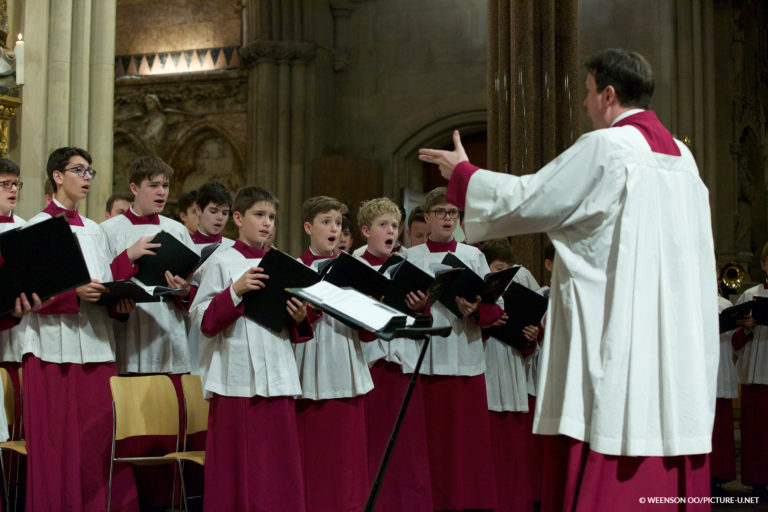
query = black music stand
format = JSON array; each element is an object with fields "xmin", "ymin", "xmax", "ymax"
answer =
[{"xmin": 287, "ymin": 286, "xmax": 451, "ymax": 512}]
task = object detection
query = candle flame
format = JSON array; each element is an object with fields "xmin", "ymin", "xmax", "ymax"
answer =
[{"xmin": 17, "ymin": 34, "xmax": 22, "ymax": 41}]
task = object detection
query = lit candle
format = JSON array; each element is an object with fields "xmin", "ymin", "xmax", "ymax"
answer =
[{"xmin": 14, "ymin": 34, "xmax": 23, "ymax": 85}]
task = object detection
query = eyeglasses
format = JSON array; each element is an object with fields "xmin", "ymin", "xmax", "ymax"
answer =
[
  {"xmin": 62, "ymin": 166, "xmax": 97, "ymax": 178},
  {"xmin": 0, "ymin": 180, "xmax": 22, "ymax": 191},
  {"xmin": 429, "ymin": 208, "xmax": 460, "ymax": 219}
]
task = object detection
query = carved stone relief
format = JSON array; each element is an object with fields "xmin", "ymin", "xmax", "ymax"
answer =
[{"xmin": 113, "ymin": 71, "xmax": 248, "ymax": 213}]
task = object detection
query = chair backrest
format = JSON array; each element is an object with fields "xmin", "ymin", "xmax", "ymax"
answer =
[
  {"xmin": 180, "ymin": 374, "xmax": 209, "ymax": 438},
  {"xmin": 0, "ymin": 368, "xmax": 14, "ymax": 431},
  {"xmin": 109, "ymin": 375, "xmax": 179, "ymax": 441}
]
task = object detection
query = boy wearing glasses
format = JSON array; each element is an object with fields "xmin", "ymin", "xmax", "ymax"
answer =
[
  {"xmin": 20, "ymin": 147, "xmax": 139, "ymax": 510},
  {"xmin": 0, "ymin": 158, "xmax": 26, "ymax": 364},
  {"xmin": 404, "ymin": 186, "xmax": 503, "ymax": 511}
]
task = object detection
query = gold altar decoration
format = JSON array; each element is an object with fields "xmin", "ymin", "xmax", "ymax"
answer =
[{"xmin": 0, "ymin": 93, "xmax": 19, "ymax": 156}]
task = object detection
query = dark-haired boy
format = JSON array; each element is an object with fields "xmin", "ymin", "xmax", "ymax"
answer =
[
  {"xmin": 100, "ymin": 156, "xmax": 196, "ymax": 507},
  {"xmin": 104, "ymin": 190, "xmax": 133, "ymax": 220},
  {"xmin": 177, "ymin": 189, "xmax": 199, "ymax": 235},
  {"xmin": 480, "ymin": 238, "xmax": 539, "ymax": 512},
  {"xmin": 295, "ymin": 195, "xmax": 373, "ymax": 512},
  {"xmin": 406, "ymin": 205, "xmax": 430, "ymax": 247},
  {"xmin": 21, "ymin": 147, "xmax": 138, "ymax": 510},
  {"xmin": 191, "ymin": 182, "xmax": 233, "ymax": 251},
  {"xmin": 405, "ymin": 186, "xmax": 503, "ymax": 511},
  {"xmin": 190, "ymin": 186, "xmax": 308, "ymax": 511}
]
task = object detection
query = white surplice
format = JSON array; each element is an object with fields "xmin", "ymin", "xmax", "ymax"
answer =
[
  {"xmin": 484, "ymin": 266, "xmax": 540, "ymax": 412},
  {"xmin": 100, "ymin": 212, "xmax": 194, "ymax": 373},
  {"xmin": 0, "ymin": 214, "xmax": 25, "ymax": 364},
  {"xmin": 405, "ymin": 243, "xmax": 489, "ymax": 376},
  {"xmin": 717, "ymin": 296, "xmax": 739, "ymax": 398},
  {"xmin": 21, "ymin": 207, "xmax": 117, "ymax": 365},
  {"xmin": 461, "ymin": 125, "xmax": 718, "ymax": 456},
  {"xmin": 190, "ymin": 247, "xmax": 301, "ymax": 399},
  {"xmin": 734, "ymin": 283, "xmax": 768, "ymax": 385}
]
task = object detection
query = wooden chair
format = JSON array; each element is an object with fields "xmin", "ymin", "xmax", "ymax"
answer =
[
  {"xmin": 107, "ymin": 375, "xmax": 191, "ymax": 512},
  {"xmin": 0, "ymin": 367, "xmax": 25, "ymax": 512},
  {"xmin": 171, "ymin": 375, "xmax": 208, "ymax": 506}
]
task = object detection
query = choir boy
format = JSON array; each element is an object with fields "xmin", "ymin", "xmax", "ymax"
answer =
[
  {"xmin": 190, "ymin": 186, "xmax": 309, "ymax": 511},
  {"xmin": 356, "ymin": 197, "xmax": 433, "ymax": 511},
  {"xmin": 177, "ymin": 189, "xmax": 199, "ymax": 235},
  {"xmin": 420, "ymin": 48, "xmax": 718, "ymax": 509},
  {"xmin": 732, "ymin": 242, "xmax": 768, "ymax": 498},
  {"xmin": 21, "ymin": 147, "xmax": 138, "ymax": 511},
  {"xmin": 480, "ymin": 239, "xmax": 539, "ymax": 512},
  {"xmin": 711, "ymin": 288, "xmax": 738, "ymax": 493},
  {"xmin": 104, "ymin": 190, "xmax": 133, "ymax": 220},
  {"xmin": 406, "ymin": 205, "xmax": 430, "ymax": 247},
  {"xmin": 0, "ymin": 159, "xmax": 26, "ymax": 419},
  {"xmin": 405, "ymin": 186, "xmax": 502, "ymax": 511},
  {"xmin": 191, "ymin": 182, "xmax": 233, "ymax": 251},
  {"xmin": 100, "ymin": 155, "xmax": 195, "ymax": 508},
  {"xmin": 353, "ymin": 204, "xmax": 407, "ymax": 257},
  {"xmin": 295, "ymin": 195, "xmax": 373, "ymax": 512},
  {"xmin": 334, "ymin": 213, "xmax": 353, "ymax": 254}
]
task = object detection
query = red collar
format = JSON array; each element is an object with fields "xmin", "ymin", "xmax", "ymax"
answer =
[
  {"xmin": 426, "ymin": 238, "xmax": 458, "ymax": 253},
  {"xmin": 612, "ymin": 110, "xmax": 680, "ymax": 156},
  {"xmin": 361, "ymin": 250, "xmax": 389, "ymax": 266},
  {"xmin": 192, "ymin": 230, "xmax": 222, "ymax": 244},
  {"xmin": 122, "ymin": 208, "xmax": 160, "ymax": 225},
  {"xmin": 43, "ymin": 201, "xmax": 83, "ymax": 227},
  {"xmin": 233, "ymin": 240, "xmax": 266, "ymax": 259},
  {"xmin": 0, "ymin": 214, "xmax": 13, "ymax": 223},
  {"xmin": 300, "ymin": 248, "xmax": 335, "ymax": 267}
]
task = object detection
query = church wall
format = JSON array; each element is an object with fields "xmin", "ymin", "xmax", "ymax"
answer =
[
  {"xmin": 319, "ymin": 0, "xmax": 488, "ymax": 200},
  {"xmin": 116, "ymin": 0, "xmax": 241, "ymax": 55}
]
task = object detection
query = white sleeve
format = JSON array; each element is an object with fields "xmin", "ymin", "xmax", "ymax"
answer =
[{"xmin": 463, "ymin": 131, "xmax": 622, "ymax": 242}]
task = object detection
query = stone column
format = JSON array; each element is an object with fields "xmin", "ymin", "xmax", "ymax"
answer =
[
  {"xmin": 242, "ymin": 0, "xmax": 317, "ymax": 255},
  {"xmin": 487, "ymin": 0, "xmax": 579, "ymax": 279},
  {"xmin": 86, "ymin": 0, "xmax": 117, "ymax": 218},
  {"xmin": 17, "ymin": 0, "xmax": 116, "ymax": 220}
]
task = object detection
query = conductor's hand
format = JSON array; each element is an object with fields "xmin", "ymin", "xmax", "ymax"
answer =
[
  {"xmin": 737, "ymin": 314, "xmax": 755, "ymax": 330},
  {"xmin": 287, "ymin": 297, "xmax": 308, "ymax": 323},
  {"xmin": 165, "ymin": 271, "xmax": 191, "ymax": 298},
  {"xmin": 456, "ymin": 295, "xmax": 481, "ymax": 318},
  {"xmin": 126, "ymin": 235, "xmax": 161, "ymax": 262},
  {"xmin": 12, "ymin": 292, "xmax": 43, "ymax": 318},
  {"xmin": 418, "ymin": 130, "xmax": 469, "ymax": 181},
  {"xmin": 488, "ymin": 313, "xmax": 508, "ymax": 327},
  {"xmin": 232, "ymin": 267, "xmax": 268, "ymax": 297},
  {"xmin": 116, "ymin": 298, "xmax": 136, "ymax": 315},
  {"xmin": 77, "ymin": 279, "xmax": 108, "ymax": 303},
  {"xmin": 522, "ymin": 325, "xmax": 539, "ymax": 341},
  {"xmin": 405, "ymin": 290, "xmax": 429, "ymax": 312}
]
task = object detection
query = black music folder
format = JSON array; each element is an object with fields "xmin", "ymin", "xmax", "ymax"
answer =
[
  {"xmin": 133, "ymin": 232, "xmax": 216, "ymax": 287},
  {"xmin": 94, "ymin": 280, "xmax": 187, "ymax": 305},
  {"xmin": 319, "ymin": 251, "xmax": 391, "ymax": 300},
  {"xmin": 719, "ymin": 297, "xmax": 768, "ymax": 333},
  {"xmin": 429, "ymin": 253, "xmax": 520, "ymax": 318},
  {"xmin": 379, "ymin": 256, "xmax": 434, "ymax": 314},
  {"xmin": 0, "ymin": 216, "xmax": 91, "ymax": 315},
  {"xmin": 485, "ymin": 282, "xmax": 548, "ymax": 350},
  {"xmin": 242, "ymin": 248, "xmax": 320, "ymax": 333}
]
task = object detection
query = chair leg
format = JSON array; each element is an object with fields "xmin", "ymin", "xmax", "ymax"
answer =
[
  {"xmin": 170, "ymin": 462, "xmax": 178, "ymax": 512},
  {"xmin": 176, "ymin": 460, "xmax": 189, "ymax": 512},
  {"xmin": 106, "ymin": 459, "xmax": 114, "ymax": 512},
  {"xmin": 11, "ymin": 451, "xmax": 20, "ymax": 512},
  {"xmin": 0, "ymin": 448, "xmax": 9, "ymax": 511}
]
